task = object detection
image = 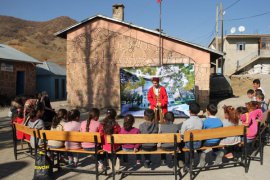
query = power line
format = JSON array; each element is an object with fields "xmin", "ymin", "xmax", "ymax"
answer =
[
  {"xmin": 225, "ymin": 11, "xmax": 270, "ymax": 21},
  {"xmin": 224, "ymin": 0, "xmax": 240, "ymax": 11}
]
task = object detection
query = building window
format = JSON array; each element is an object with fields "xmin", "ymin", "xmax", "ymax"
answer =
[{"xmin": 237, "ymin": 42, "xmax": 245, "ymax": 51}]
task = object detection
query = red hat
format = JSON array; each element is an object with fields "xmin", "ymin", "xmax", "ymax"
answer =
[{"xmin": 152, "ymin": 77, "xmax": 159, "ymax": 82}]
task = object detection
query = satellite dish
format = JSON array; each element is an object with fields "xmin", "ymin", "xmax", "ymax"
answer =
[
  {"xmin": 238, "ymin": 26, "xmax": 245, "ymax": 33},
  {"xmin": 230, "ymin": 27, "xmax": 236, "ymax": 34}
]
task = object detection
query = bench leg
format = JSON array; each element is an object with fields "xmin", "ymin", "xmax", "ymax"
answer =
[
  {"xmin": 174, "ymin": 153, "xmax": 177, "ymax": 180},
  {"xmin": 95, "ymin": 153, "xmax": 98, "ymax": 180},
  {"xmin": 13, "ymin": 139, "xmax": 18, "ymax": 160},
  {"xmin": 260, "ymin": 139, "xmax": 264, "ymax": 165}
]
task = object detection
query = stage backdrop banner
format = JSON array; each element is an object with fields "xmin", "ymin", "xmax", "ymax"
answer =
[{"xmin": 120, "ymin": 64, "xmax": 195, "ymax": 118}]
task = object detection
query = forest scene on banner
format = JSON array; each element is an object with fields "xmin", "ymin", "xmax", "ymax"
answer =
[{"xmin": 120, "ymin": 64, "xmax": 195, "ymax": 117}]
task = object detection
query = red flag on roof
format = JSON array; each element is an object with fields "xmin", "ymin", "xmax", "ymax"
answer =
[{"xmin": 156, "ymin": 0, "xmax": 162, "ymax": 3}]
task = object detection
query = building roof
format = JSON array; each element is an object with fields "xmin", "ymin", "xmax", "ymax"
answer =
[
  {"xmin": 226, "ymin": 34, "xmax": 270, "ymax": 39},
  {"xmin": 0, "ymin": 44, "xmax": 41, "ymax": 64},
  {"xmin": 36, "ymin": 61, "xmax": 66, "ymax": 76},
  {"xmin": 209, "ymin": 34, "xmax": 270, "ymax": 47},
  {"xmin": 55, "ymin": 14, "xmax": 223, "ymax": 57}
]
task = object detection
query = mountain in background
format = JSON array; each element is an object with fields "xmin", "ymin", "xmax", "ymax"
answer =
[{"xmin": 0, "ymin": 15, "xmax": 77, "ymax": 66}]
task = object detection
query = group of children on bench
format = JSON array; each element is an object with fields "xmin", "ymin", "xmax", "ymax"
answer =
[{"xmin": 13, "ymin": 98, "xmax": 266, "ymax": 171}]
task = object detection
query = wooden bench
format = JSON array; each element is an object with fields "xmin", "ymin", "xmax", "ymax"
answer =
[
  {"xmin": 12, "ymin": 123, "xmax": 36, "ymax": 160},
  {"xmin": 249, "ymin": 121, "xmax": 267, "ymax": 165},
  {"xmin": 107, "ymin": 133, "xmax": 181, "ymax": 180},
  {"xmin": 39, "ymin": 130, "xmax": 105, "ymax": 180},
  {"xmin": 183, "ymin": 125, "xmax": 248, "ymax": 180}
]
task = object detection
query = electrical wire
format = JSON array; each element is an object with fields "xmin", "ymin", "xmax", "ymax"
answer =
[
  {"xmin": 224, "ymin": 0, "xmax": 241, "ymax": 11},
  {"xmin": 225, "ymin": 11, "xmax": 270, "ymax": 21}
]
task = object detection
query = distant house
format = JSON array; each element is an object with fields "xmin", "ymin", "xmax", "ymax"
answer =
[
  {"xmin": 0, "ymin": 44, "xmax": 41, "ymax": 100},
  {"xmin": 36, "ymin": 61, "xmax": 66, "ymax": 101},
  {"xmin": 209, "ymin": 34, "xmax": 270, "ymax": 75},
  {"xmin": 56, "ymin": 4, "xmax": 222, "ymax": 109}
]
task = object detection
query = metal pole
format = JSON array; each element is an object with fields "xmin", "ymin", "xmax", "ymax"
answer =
[
  {"xmin": 220, "ymin": 2, "xmax": 224, "ymax": 74},
  {"xmin": 159, "ymin": 0, "xmax": 162, "ymax": 66}
]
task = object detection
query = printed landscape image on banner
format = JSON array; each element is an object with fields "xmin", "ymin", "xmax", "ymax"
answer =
[{"xmin": 120, "ymin": 64, "xmax": 195, "ymax": 118}]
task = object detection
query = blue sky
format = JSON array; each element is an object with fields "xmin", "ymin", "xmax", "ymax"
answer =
[{"xmin": 1, "ymin": 0, "xmax": 270, "ymax": 46}]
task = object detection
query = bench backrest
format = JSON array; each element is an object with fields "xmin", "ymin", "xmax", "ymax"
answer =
[
  {"xmin": 14, "ymin": 123, "xmax": 35, "ymax": 136},
  {"xmin": 107, "ymin": 133, "xmax": 181, "ymax": 144},
  {"xmin": 40, "ymin": 130, "xmax": 102, "ymax": 143},
  {"xmin": 183, "ymin": 125, "xmax": 246, "ymax": 142}
]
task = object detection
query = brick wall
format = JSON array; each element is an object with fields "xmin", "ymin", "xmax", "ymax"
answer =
[
  {"xmin": 65, "ymin": 20, "xmax": 211, "ymax": 109},
  {"xmin": 0, "ymin": 61, "xmax": 36, "ymax": 98}
]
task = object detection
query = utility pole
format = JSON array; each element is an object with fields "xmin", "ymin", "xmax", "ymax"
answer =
[
  {"xmin": 216, "ymin": 4, "xmax": 219, "ymax": 51},
  {"xmin": 220, "ymin": 2, "xmax": 224, "ymax": 74},
  {"xmin": 159, "ymin": 0, "xmax": 163, "ymax": 66}
]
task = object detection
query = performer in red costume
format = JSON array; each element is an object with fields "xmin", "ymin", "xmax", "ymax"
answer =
[{"xmin": 147, "ymin": 77, "xmax": 168, "ymax": 122}]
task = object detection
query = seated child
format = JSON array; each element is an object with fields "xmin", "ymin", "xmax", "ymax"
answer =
[
  {"xmin": 247, "ymin": 89, "xmax": 255, "ymax": 101},
  {"xmin": 220, "ymin": 105, "xmax": 241, "ymax": 159},
  {"xmin": 198, "ymin": 103, "xmax": 223, "ymax": 167},
  {"xmin": 119, "ymin": 114, "xmax": 141, "ymax": 164},
  {"xmin": 139, "ymin": 109, "xmax": 159, "ymax": 168},
  {"xmin": 99, "ymin": 108, "xmax": 121, "ymax": 171},
  {"xmin": 64, "ymin": 109, "xmax": 81, "ymax": 167},
  {"xmin": 241, "ymin": 102, "xmax": 263, "ymax": 142},
  {"xmin": 80, "ymin": 108, "xmax": 104, "ymax": 170},
  {"xmin": 159, "ymin": 111, "xmax": 180, "ymax": 166},
  {"xmin": 27, "ymin": 102, "xmax": 45, "ymax": 148},
  {"xmin": 180, "ymin": 102, "xmax": 203, "ymax": 167},
  {"xmin": 48, "ymin": 109, "xmax": 67, "ymax": 148},
  {"xmin": 256, "ymin": 93, "xmax": 268, "ymax": 113}
]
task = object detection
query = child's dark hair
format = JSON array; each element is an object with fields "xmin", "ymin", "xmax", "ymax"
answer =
[
  {"xmin": 164, "ymin": 111, "xmax": 174, "ymax": 122},
  {"xmin": 103, "ymin": 108, "xmax": 117, "ymax": 135},
  {"xmin": 28, "ymin": 102, "xmax": 45, "ymax": 119},
  {"xmin": 236, "ymin": 106, "xmax": 248, "ymax": 114},
  {"xmin": 57, "ymin": 109, "xmax": 68, "ymax": 122},
  {"xmin": 51, "ymin": 115, "xmax": 61, "ymax": 129},
  {"xmin": 189, "ymin": 102, "xmax": 200, "ymax": 115},
  {"xmin": 123, "ymin": 114, "xmax": 135, "ymax": 131},
  {"xmin": 253, "ymin": 79, "xmax": 260, "ymax": 85},
  {"xmin": 255, "ymin": 89, "xmax": 263, "ymax": 96},
  {"xmin": 256, "ymin": 93, "xmax": 265, "ymax": 101},
  {"xmin": 15, "ymin": 107, "xmax": 24, "ymax": 119},
  {"xmin": 86, "ymin": 108, "xmax": 100, "ymax": 132},
  {"xmin": 67, "ymin": 109, "xmax": 80, "ymax": 122},
  {"xmin": 207, "ymin": 103, "xmax": 218, "ymax": 115},
  {"xmin": 144, "ymin": 109, "xmax": 155, "ymax": 121},
  {"xmin": 223, "ymin": 105, "xmax": 239, "ymax": 125},
  {"xmin": 247, "ymin": 89, "xmax": 254, "ymax": 94}
]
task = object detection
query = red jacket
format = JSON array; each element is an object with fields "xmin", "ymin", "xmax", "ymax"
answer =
[
  {"xmin": 147, "ymin": 86, "xmax": 168, "ymax": 114},
  {"xmin": 99, "ymin": 123, "xmax": 121, "ymax": 152}
]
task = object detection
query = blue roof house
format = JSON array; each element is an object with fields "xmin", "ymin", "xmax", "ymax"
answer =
[
  {"xmin": 36, "ymin": 61, "xmax": 66, "ymax": 101},
  {"xmin": 0, "ymin": 44, "xmax": 41, "ymax": 102}
]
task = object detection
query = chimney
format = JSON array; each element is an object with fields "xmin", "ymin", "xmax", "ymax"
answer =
[{"xmin": 112, "ymin": 4, "xmax": 125, "ymax": 21}]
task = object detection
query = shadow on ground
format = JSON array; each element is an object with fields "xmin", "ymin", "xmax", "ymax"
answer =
[{"xmin": 0, "ymin": 161, "xmax": 29, "ymax": 179}]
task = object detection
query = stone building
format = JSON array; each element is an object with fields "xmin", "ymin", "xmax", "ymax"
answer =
[
  {"xmin": 0, "ymin": 44, "xmax": 41, "ymax": 101},
  {"xmin": 209, "ymin": 34, "xmax": 270, "ymax": 75},
  {"xmin": 56, "ymin": 4, "xmax": 222, "ymax": 109}
]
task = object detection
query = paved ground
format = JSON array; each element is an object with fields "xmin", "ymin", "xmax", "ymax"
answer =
[{"xmin": 1, "ymin": 101, "xmax": 270, "ymax": 180}]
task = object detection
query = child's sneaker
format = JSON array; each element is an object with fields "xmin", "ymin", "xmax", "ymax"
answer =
[
  {"xmin": 108, "ymin": 159, "xmax": 113, "ymax": 170},
  {"xmin": 178, "ymin": 160, "xmax": 184, "ymax": 168},
  {"xmin": 224, "ymin": 153, "xmax": 233, "ymax": 159},
  {"xmin": 197, "ymin": 152, "xmax": 206, "ymax": 168},
  {"xmin": 213, "ymin": 151, "xmax": 224, "ymax": 165},
  {"xmin": 115, "ymin": 157, "xmax": 120, "ymax": 171},
  {"xmin": 161, "ymin": 159, "xmax": 166, "ymax": 166},
  {"xmin": 144, "ymin": 160, "xmax": 151, "ymax": 169},
  {"xmin": 98, "ymin": 162, "xmax": 104, "ymax": 171}
]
